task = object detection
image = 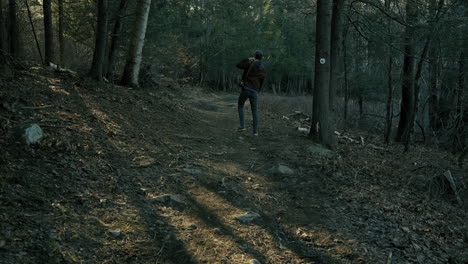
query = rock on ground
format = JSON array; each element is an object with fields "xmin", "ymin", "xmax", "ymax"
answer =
[
  {"xmin": 233, "ymin": 212, "xmax": 260, "ymax": 223},
  {"xmin": 16, "ymin": 124, "xmax": 44, "ymax": 145},
  {"xmin": 149, "ymin": 194, "xmax": 185, "ymax": 205},
  {"xmin": 269, "ymin": 164, "xmax": 294, "ymax": 175},
  {"xmin": 306, "ymin": 145, "xmax": 335, "ymax": 158}
]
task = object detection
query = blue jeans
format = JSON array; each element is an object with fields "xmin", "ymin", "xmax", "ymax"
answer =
[{"xmin": 238, "ymin": 87, "xmax": 259, "ymax": 133}]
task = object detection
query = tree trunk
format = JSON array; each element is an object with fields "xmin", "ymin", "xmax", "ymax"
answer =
[
  {"xmin": 309, "ymin": 0, "xmax": 335, "ymax": 148},
  {"xmin": 107, "ymin": 0, "xmax": 128, "ymax": 82},
  {"xmin": 329, "ymin": 0, "xmax": 345, "ymax": 110},
  {"xmin": 384, "ymin": 0, "xmax": 393, "ymax": 144},
  {"xmin": 89, "ymin": 0, "xmax": 109, "ymax": 81},
  {"xmin": 43, "ymin": 0, "xmax": 54, "ymax": 64},
  {"xmin": 358, "ymin": 94, "xmax": 363, "ymax": 117},
  {"xmin": 0, "ymin": 0, "xmax": 7, "ymax": 58},
  {"xmin": 402, "ymin": 0, "xmax": 443, "ymax": 149},
  {"xmin": 428, "ymin": 0, "xmax": 443, "ymax": 131},
  {"xmin": 8, "ymin": 0, "xmax": 18, "ymax": 57},
  {"xmin": 428, "ymin": 42, "xmax": 439, "ymax": 129},
  {"xmin": 343, "ymin": 26, "xmax": 349, "ymax": 123},
  {"xmin": 404, "ymin": 38, "xmax": 430, "ymax": 151},
  {"xmin": 453, "ymin": 50, "xmax": 465, "ymax": 151},
  {"xmin": 25, "ymin": 0, "xmax": 43, "ymax": 65},
  {"xmin": 384, "ymin": 55, "xmax": 393, "ymax": 144},
  {"xmin": 121, "ymin": 0, "xmax": 152, "ymax": 87},
  {"xmin": 58, "ymin": 0, "xmax": 65, "ymax": 67},
  {"xmin": 395, "ymin": 0, "xmax": 417, "ymax": 142}
]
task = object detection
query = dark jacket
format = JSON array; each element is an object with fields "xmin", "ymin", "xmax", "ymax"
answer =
[{"xmin": 236, "ymin": 58, "xmax": 266, "ymax": 92}]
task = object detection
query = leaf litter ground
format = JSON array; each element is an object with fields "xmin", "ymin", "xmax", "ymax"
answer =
[{"xmin": 0, "ymin": 67, "xmax": 467, "ymax": 264}]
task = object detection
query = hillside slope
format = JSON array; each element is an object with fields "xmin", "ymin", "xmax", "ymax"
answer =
[{"xmin": 0, "ymin": 67, "xmax": 467, "ymax": 264}]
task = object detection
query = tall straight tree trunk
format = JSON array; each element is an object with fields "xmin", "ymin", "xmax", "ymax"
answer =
[
  {"xmin": 454, "ymin": 50, "xmax": 465, "ymax": 150},
  {"xmin": 428, "ymin": 0, "xmax": 442, "ymax": 131},
  {"xmin": 8, "ymin": 0, "xmax": 18, "ymax": 57},
  {"xmin": 309, "ymin": 0, "xmax": 335, "ymax": 148},
  {"xmin": 329, "ymin": 0, "xmax": 345, "ymax": 110},
  {"xmin": 43, "ymin": 0, "xmax": 54, "ymax": 64},
  {"xmin": 428, "ymin": 41, "xmax": 439, "ymax": 129},
  {"xmin": 58, "ymin": 0, "xmax": 65, "ymax": 67},
  {"xmin": 89, "ymin": 0, "xmax": 109, "ymax": 81},
  {"xmin": 384, "ymin": 0, "xmax": 393, "ymax": 144},
  {"xmin": 106, "ymin": 0, "xmax": 128, "ymax": 81},
  {"xmin": 343, "ymin": 26, "xmax": 349, "ymax": 123},
  {"xmin": 0, "ymin": 0, "xmax": 7, "ymax": 58},
  {"xmin": 404, "ymin": 38, "xmax": 431, "ymax": 151},
  {"xmin": 395, "ymin": 0, "xmax": 417, "ymax": 142},
  {"xmin": 121, "ymin": 0, "xmax": 152, "ymax": 87},
  {"xmin": 25, "ymin": 0, "xmax": 43, "ymax": 64},
  {"xmin": 384, "ymin": 55, "xmax": 394, "ymax": 144}
]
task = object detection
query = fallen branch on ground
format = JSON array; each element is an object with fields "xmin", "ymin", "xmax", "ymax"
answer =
[{"xmin": 21, "ymin": 105, "xmax": 54, "ymax": 109}]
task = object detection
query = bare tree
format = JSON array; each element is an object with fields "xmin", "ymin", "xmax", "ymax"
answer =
[
  {"xmin": 384, "ymin": 0, "xmax": 393, "ymax": 144},
  {"xmin": 309, "ymin": 0, "xmax": 335, "ymax": 148},
  {"xmin": 58, "ymin": 0, "xmax": 65, "ymax": 67},
  {"xmin": 329, "ymin": 0, "xmax": 346, "ymax": 110},
  {"xmin": 395, "ymin": 0, "xmax": 417, "ymax": 142},
  {"xmin": 0, "ymin": 0, "xmax": 7, "ymax": 58},
  {"xmin": 89, "ymin": 0, "xmax": 109, "ymax": 81},
  {"xmin": 8, "ymin": 0, "xmax": 18, "ymax": 57},
  {"xmin": 120, "ymin": 0, "xmax": 152, "ymax": 87},
  {"xmin": 107, "ymin": 0, "xmax": 129, "ymax": 82},
  {"xmin": 25, "ymin": 0, "xmax": 43, "ymax": 64},
  {"xmin": 43, "ymin": 0, "xmax": 54, "ymax": 64}
]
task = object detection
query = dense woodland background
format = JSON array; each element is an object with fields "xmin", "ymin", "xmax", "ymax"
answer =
[
  {"xmin": 0, "ymin": 0, "xmax": 467, "ymax": 154},
  {"xmin": 1, "ymin": 1, "xmax": 468, "ymax": 263}
]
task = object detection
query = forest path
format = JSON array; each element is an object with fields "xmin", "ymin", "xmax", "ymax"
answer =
[
  {"xmin": 132, "ymin": 88, "xmax": 364, "ymax": 264},
  {"xmin": 2, "ymin": 70, "xmax": 466, "ymax": 264}
]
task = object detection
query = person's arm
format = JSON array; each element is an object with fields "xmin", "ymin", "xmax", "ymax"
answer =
[{"xmin": 236, "ymin": 58, "xmax": 250, "ymax": 69}]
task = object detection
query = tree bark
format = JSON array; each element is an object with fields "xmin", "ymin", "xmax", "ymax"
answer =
[
  {"xmin": 89, "ymin": 0, "xmax": 109, "ymax": 81},
  {"xmin": 384, "ymin": 56, "xmax": 393, "ymax": 144},
  {"xmin": 329, "ymin": 0, "xmax": 346, "ymax": 110},
  {"xmin": 395, "ymin": 0, "xmax": 417, "ymax": 142},
  {"xmin": 43, "ymin": 0, "xmax": 54, "ymax": 64},
  {"xmin": 309, "ymin": 0, "xmax": 335, "ymax": 148},
  {"xmin": 107, "ymin": 0, "xmax": 128, "ymax": 82},
  {"xmin": 404, "ymin": 38, "xmax": 430, "ymax": 151},
  {"xmin": 58, "ymin": 0, "xmax": 65, "ymax": 67},
  {"xmin": 428, "ymin": 0, "xmax": 442, "ymax": 130},
  {"xmin": 120, "ymin": 0, "xmax": 152, "ymax": 87},
  {"xmin": 0, "ymin": 0, "xmax": 7, "ymax": 58},
  {"xmin": 383, "ymin": 0, "xmax": 393, "ymax": 144},
  {"xmin": 343, "ymin": 26, "xmax": 349, "ymax": 122},
  {"xmin": 454, "ymin": 50, "xmax": 465, "ymax": 150},
  {"xmin": 428, "ymin": 41, "xmax": 439, "ymax": 129},
  {"xmin": 25, "ymin": 0, "xmax": 43, "ymax": 65},
  {"xmin": 8, "ymin": 0, "xmax": 19, "ymax": 57}
]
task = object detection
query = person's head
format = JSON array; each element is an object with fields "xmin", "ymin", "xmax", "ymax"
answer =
[{"xmin": 254, "ymin": 50, "xmax": 263, "ymax": 60}]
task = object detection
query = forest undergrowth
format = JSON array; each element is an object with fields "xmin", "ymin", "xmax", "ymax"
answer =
[{"xmin": 0, "ymin": 66, "xmax": 467, "ymax": 264}]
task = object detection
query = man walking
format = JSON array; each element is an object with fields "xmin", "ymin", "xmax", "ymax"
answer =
[{"xmin": 236, "ymin": 50, "xmax": 266, "ymax": 136}]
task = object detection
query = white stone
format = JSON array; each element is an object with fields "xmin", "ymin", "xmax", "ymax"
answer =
[
  {"xmin": 234, "ymin": 212, "xmax": 260, "ymax": 223},
  {"xmin": 150, "ymin": 194, "xmax": 185, "ymax": 205},
  {"xmin": 270, "ymin": 164, "xmax": 294, "ymax": 175},
  {"xmin": 20, "ymin": 124, "xmax": 43, "ymax": 145}
]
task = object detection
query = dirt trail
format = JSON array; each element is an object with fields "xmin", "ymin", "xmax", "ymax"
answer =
[
  {"xmin": 1, "ymin": 69, "xmax": 467, "ymax": 264},
  {"xmin": 152, "ymin": 89, "xmax": 350, "ymax": 264}
]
